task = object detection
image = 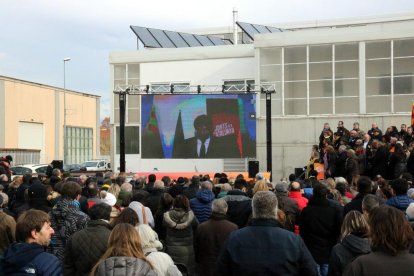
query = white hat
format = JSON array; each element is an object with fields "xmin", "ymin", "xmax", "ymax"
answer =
[{"xmin": 101, "ymin": 192, "xmax": 116, "ymax": 207}]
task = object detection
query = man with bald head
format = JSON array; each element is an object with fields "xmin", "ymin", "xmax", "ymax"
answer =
[
  {"xmin": 368, "ymin": 122, "xmax": 382, "ymax": 141},
  {"xmin": 289, "ymin": 181, "xmax": 309, "ymax": 211}
]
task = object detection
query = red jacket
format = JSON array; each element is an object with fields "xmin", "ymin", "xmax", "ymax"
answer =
[{"xmin": 289, "ymin": 191, "xmax": 309, "ymax": 211}]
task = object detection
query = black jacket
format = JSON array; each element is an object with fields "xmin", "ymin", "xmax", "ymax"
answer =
[
  {"xmin": 328, "ymin": 233, "xmax": 371, "ymax": 276},
  {"xmin": 300, "ymin": 198, "xmax": 342, "ymax": 264},
  {"xmin": 216, "ymin": 218, "xmax": 317, "ymax": 276},
  {"xmin": 64, "ymin": 220, "xmax": 112, "ymax": 276},
  {"xmin": 223, "ymin": 190, "xmax": 252, "ymax": 228}
]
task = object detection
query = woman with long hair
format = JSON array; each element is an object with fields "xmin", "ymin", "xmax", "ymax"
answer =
[
  {"xmin": 163, "ymin": 195, "xmax": 198, "ymax": 275},
  {"xmin": 328, "ymin": 211, "xmax": 370, "ymax": 276},
  {"xmin": 344, "ymin": 205, "xmax": 414, "ymax": 276},
  {"xmin": 90, "ymin": 223, "xmax": 156, "ymax": 276}
]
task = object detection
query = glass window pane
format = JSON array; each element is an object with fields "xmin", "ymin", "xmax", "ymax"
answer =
[
  {"xmin": 335, "ymin": 97, "xmax": 359, "ymax": 114},
  {"xmin": 261, "ymin": 65, "xmax": 282, "ymax": 82},
  {"xmin": 335, "ymin": 61, "xmax": 359, "ymax": 78},
  {"xmin": 127, "ymin": 109, "xmax": 140, "ymax": 124},
  {"xmin": 116, "ymin": 126, "xmax": 140, "ymax": 154},
  {"xmin": 310, "ymin": 80, "xmax": 332, "ymax": 97},
  {"xmin": 284, "ymin": 47, "xmax": 306, "ymax": 63},
  {"xmin": 366, "ymin": 96, "xmax": 391, "ymax": 113},
  {"xmin": 366, "ymin": 41, "xmax": 391, "ymax": 59},
  {"xmin": 395, "ymin": 95, "xmax": 414, "ymax": 112},
  {"xmin": 128, "ymin": 64, "xmax": 139, "ymax": 78},
  {"xmin": 285, "ymin": 99, "xmax": 307, "ymax": 115},
  {"xmin": 366, "ymin": 59, "xmax": 391, "ymax": 77},
  {"xmin": 309, "ymin": 98, "xmax": 333, "ymax": 115},
  {"xmin": 366, "ymin": 78, "xmax": 391, "ymax": 96},
  {"xmin": 309, "ymin": 45, "xmax": 332, "ymax": 62},
  {"xmin": 335, "ymin": 43, "xmax": 358, "ymax": 61},
  {"xmin": 394, "ymin": 39, "xmax": 414, "ymax": 57},
  {"xmin": 394, "ymin": 76, "xmax": 414, "ymax": 95},
  {"xmin": 309, "ymin": 62, "xmax": 332, "ymax": 80},
  {"xmin": 394, "ymin": 57, "xmax": 414, "ymax": 75},
  {"xmin": 285, "ymin": 64, "xmax": 306, "ymax": 81},
  {"xmin": 114, "ymin": 64, "xmax": 126, "ymax": 79},
  {"xmin": 260, "ymin": 48, "xmax": 282, "ymax": 65},
  {"xmin": 127, "ymin": 95, "xmax": 140, "ymax": 108},
  {"xmin": 285, "ymin": 81, "xmax": 306, "ymax": 99},
  {"xmin": 336, "ymin": 79, "xmax": 358, "ymax": 97}
]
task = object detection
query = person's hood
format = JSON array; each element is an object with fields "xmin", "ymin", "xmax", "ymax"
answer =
[
  {"xmin": 3, "ymin": 243, "xmax": 45, "ymax": 272},
  {"xmin": 163, "ymin": 209, "xmax": 194, "ymax": 229},
  {"xmin": 341, "ymin": 234, "xmax": 371, "ymax": 255},
  {"xmin": 196, "ymin": 189, "xmax": 215, "ymax": 203}
]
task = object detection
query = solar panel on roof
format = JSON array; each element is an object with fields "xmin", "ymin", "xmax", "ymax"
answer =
[
  {"xmin": 236, "ymin": 22, "xmax": 260, "ymax": 40},
  {"xmin": 130, "ymin": 26, "xmax": 161, "ymax": 48},
  {"xmin": 180, "ymin": 33, "xmax": 202, "ymax": 47},
  {"xmin": 164, "ymin": 31, "xmax": 189, "ymax": 47},
  {"xmin": 267, "ymin": 26, "xmax": 283, "ymax": 33},
  {"xmin": 253, "ymin": 24, "xmax": 271, "ymax": 33},
  {"xmin": 209, "ymin": 36, "xmax": 226, "ymax": 46},
  {"xmin": 148, "ymin": 28, "xmax": 176, "ymax": 48},
  {"xmin": 194, "ymin": 35, "xmax": 214, "ymax": 46}
]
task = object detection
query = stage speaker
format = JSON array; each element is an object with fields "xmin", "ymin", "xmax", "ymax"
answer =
[
  {"xmin": 295, "ymin": 167, "xmax": 305, "ymax": 180},
  {"xmin": 52, "ymin": 160, "xmax": 63, "ymax": 170},
  {"xmin": 248, "ymin": 161, "xmax": 259, "ymax": 178}
]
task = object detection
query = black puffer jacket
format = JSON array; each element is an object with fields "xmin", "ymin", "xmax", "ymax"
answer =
[
  {"xmin": 64, "ymin": 220, "xmax": 112, "ymax": 276},
  {"xmin": 328, "ymin": 233, "xmax": 371, "ymax": 276},
  {"xmin": 163, "ymin": 208, "xmax": 198, "ymax": 275},
  {"xmin": 94, "ymin": 256, "xmax": 156, "ymax": 276}
]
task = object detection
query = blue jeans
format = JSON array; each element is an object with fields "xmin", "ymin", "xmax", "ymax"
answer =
[{"xmin": 317, "ymin": 263, "xmax": 329, "ymax": 276}]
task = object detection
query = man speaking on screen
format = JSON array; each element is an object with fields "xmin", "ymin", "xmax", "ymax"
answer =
[{"xmin": 173, "ymin": 114, "xmax": 239, "ymax": 159}]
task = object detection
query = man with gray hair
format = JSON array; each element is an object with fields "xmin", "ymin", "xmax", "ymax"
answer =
[
  {"xmin": 217, "ymin": 191, "xmax": 317, "ymax": 275},
  {"xmin": 195, "ymin": 199, "xmax": 238, "ymax": 276}
]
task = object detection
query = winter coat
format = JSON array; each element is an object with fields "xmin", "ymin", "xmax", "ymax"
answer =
[
  {"xmin": 216, "ymin": 218, "xmax": 317, "ymax": 276},
  {"xmin": 144, "ymin": 248, "xmax": 182, "ymax": 276},
  {"xmin": 223, "ymin": 190, "xmax": 252, "ymax": 228},
  {"xmin": 183, "ymin": 185, "xmax": 199, "ymax": 200},
  {"xmin": 3, "ymin": 242, "xmax": 62, "ymax": 275},
  {"xmin": 190, "ymin": 189, "xmax": 215, "ymax": 224},
  {"xmin": 163, "ymin": 208, "xmax": 198, "ymax": 275},
  {"xmin": 146, "ymin": 189, "xmax": 164, "ymax": 216},
  {"xmin": 328, "ymin": 233, "xmax": 371, "ymax": 276},
  {"xmin": 195, "ymin": 213, "xmax": 238, "ymax": 276},
  {"xmin": 300, "ymin": 198, "xmax": 342, "ymax": 264},
  {"xmin": 289, "ymin": 191, "xmax": 309, "ymax": 211},
  {"xmin": 343, "ymin": 251, "xmax": 414, "ymax": 276},
  {"xmin": 276, "ymin": 191, "xmax": 300, "ymax": 232},
  {"xmin": 64, "ymin": 219, "xmax": 112, "ymax": 276},
  {"xmin": 94, "ymin": 256, "xmax": 156, "ymax": 276},
  {"xmin": 49, "ymin": 198, "xmax": 90, "ymax": 261},
  {"xmin": 386, "ymin": 195, "xmax": 414, "ymax": 212},
  {"xmin": 0, "ymin": 211, "xmax": 15, "ymax": 254},
  {"xmin": 343, "ymin": 193, "xmax": 369, "ymax": 217},
  {"xmin": 344, "ymin": 157, "xmax": 359, "ymax": 184}
]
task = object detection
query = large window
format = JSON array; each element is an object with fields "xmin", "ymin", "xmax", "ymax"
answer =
[
  {"xmin": 113, "ymin": 64, "xmax": 140, "ymax": 123},
  {"xmin": 116, "ymin": 126, "xmax": 140, "ymax": 154},
  {"xmin": 66, "ymin": 127, "xmax": 93, "ymax": 165},
  {"xmin": 259, "ymin": 38, "xmax": 414, "ymax": 116}
]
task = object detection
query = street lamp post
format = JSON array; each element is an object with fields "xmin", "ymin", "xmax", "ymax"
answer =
[{"xmin": 63, "ymin": 57, "xmax": 71, "ymax": 165}]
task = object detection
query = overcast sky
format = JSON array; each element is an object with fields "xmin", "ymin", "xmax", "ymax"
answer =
[{"xmin": 1, "ymin": 0, "xmax": 414, "ymax": 120}]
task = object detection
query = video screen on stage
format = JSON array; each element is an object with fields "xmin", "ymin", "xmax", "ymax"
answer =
[{"xmin": 141, "ymin": 94, "xmax": 256, "ymax": 159}]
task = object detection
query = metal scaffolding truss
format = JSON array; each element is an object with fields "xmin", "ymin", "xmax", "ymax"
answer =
[{"xmin": 113, "ymin": 83, "xmax": 277, "ymax": 95}]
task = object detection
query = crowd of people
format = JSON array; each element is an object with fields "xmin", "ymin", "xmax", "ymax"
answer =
[{"xmin": 0, "ymin": 120, "xmax": 414, "ymax": 275}]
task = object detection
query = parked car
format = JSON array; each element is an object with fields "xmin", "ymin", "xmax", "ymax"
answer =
[
  {"xmin": 10, "ymin": 164, "xmax": 49, "ymax": 179},
  {"xmin": 63, "ymin": 163, "xmax": 82, "ymax": 172},
  {"xmin": 80, "ymin": 160, "xmax": 111, "ymax": 172}
]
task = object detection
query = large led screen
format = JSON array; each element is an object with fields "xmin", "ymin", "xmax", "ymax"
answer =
[{"xmin": 141, "ymin": 94, "xmax": 256, "ymax": 159}]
